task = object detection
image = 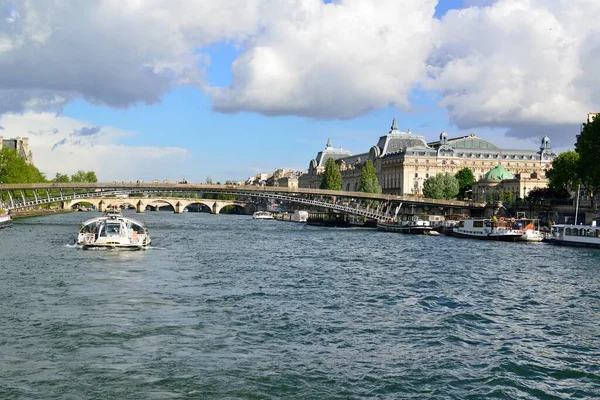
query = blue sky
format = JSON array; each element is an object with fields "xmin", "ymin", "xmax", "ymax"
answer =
[{"xmin": 2, "ymin": 0, "xmax": 589, "ymax": 182}]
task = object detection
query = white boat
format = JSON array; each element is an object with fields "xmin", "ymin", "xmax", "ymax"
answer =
[
  {"xmin": 516, "ymin": 219, "xmax": 544, "ymax": 242},
  {"xmin": 0, "ymin": 211, "xmax": 12, "ymax": 229},
  {"xmin": 547, "ymin": 220, "xmax": 600, "ymax": 249},
  {"xmin": 290, "ymin": 210, "xmax": 309, "ymax": 223},
  {"xmin": 453, "ymin": 218, "xmax": 523, "ymax": 242},
  {"xmin": 76, "ymin": 209, "xmax": 151, "ymax": 250},
  {"xmin": 252, "ymin": 211, "xmax": 274, "ymax": 220},
  {"xmin": 377, "ymin": 214, "xmax": 433, "ymax": 234}
]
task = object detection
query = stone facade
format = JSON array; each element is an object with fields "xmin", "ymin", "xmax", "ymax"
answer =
[
  {"xmin": 472, "ymin": 166, "xmax": 548, "ymax": 203},
  {"xmin": 0, "ymin": 136, "xmax": 33, "ymax": 163},
  {"xmin": 299, "ymin": 119, "xmax": 556, "ymax": 196}
]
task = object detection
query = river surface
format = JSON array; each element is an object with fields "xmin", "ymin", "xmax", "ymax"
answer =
[{"xmin": 1, "ymin": 211, "xmax": 600, "ymax": 399}]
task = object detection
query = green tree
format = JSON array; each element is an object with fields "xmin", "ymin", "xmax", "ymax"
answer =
[
  {"xmin": 358, "ymin": 160, "xmax": 381, "ymax": 194},
  {"xmin": 498, "ymin": 191, "xmax": 505, "ymax": 202},
  {"xmin": 422, "ymin": 175, "xmax": 444, "ymax": 199},
  {"xmin": 320, "ymin": 157, "xmax": 342, "ymax": 190},
  {"xmin": 441, "ymin": 173, "xmax": 459, "ymax": 200},
  {"xmin": 52, "ymin": 173, "xmax": 70, "ymax": 183},
  {"xmin": 546, "ymin": 150, "xmax": 580, "ymax": 194},
  {"xmin": 505, "ymin": 191, "xmax": 513, "ymax": 204},
  {"xmin": 70, "ymin": 170, "xmax": 98, "ymax": 182},
  {"xmin": 423, "ymin": 173, "xmax": 459, "ymax": 200},
  {"xmin": 0, "ymin": 147, "xmax": 46, "ymax": 184},
  {"xmin": 454, "ymin": 167, "xmax": 474, "ymax": 199},
  {"xmin": 576, "ymin": 117, "xmax": 600, "ymax": 210}
]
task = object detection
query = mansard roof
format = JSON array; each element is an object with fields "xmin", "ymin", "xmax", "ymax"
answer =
[
  {"xmin": 314, "ymin": 138, "xmax": 353, "ymax": 167},
  {"xmin": 375, "ymin": 120, "xmax": 430, "ymax": 156},
  {"xmin": 429, "ymin": 133, "xmax": 498, "ymax": 150}
]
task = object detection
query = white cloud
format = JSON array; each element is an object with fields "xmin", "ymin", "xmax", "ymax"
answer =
[
  {"xmin": 0, "ymin": 112, "xmax": 190, "ymax": 181},
  {"xmin": 0, "ymin": 0, "xmax": 598, "ymax": 149},
  {"xmin": 211, "ymin": 0, "xmax": 438, "ymax": 118},
  {"xmin": 426, "ymin": 0, "xmax": 600, "ymax": 145},
  {"xmin": 0, "ymin": 0, "xmax": 263, "ymax": 113}
]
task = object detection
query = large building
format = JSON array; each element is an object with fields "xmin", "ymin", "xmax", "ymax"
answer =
[
  {"xmin": 0, "ymin": 136, "xmax": 33, "ymax": 163},
  {"xmin": 299, "ymin": 119, "xmax": 556, "ymax": 197}
]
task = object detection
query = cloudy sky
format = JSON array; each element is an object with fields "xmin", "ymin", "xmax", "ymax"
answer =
[{"xmin": 0, "ymin": 0, "xmax": 597, "ymax": 182}]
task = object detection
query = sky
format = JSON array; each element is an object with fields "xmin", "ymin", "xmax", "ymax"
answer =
[{"xmin": 0, "ymin": 0, "xmax": 598, "ymax": 183}]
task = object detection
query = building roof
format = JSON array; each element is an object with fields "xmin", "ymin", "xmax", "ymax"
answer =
[
  {"xmin": 482, "ymin": 165, "xmax": 514, "ymax": 181},
  {"xmin": 429, "ymin": 133, "xmax": 498, "ymax": 150},
  {"xmin": 375, "ymin": 119, "xmax": 430, "ymax": 156}
]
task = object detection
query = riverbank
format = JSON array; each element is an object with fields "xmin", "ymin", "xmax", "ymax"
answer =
[{"xmin": 12, "ymin": 209, "xmax": 74, "ymax": 219}]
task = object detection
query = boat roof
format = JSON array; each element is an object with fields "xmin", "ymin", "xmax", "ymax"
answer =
[{"xmin": 81, "ymin": 215, "xmax": 145, "ymax": 226}]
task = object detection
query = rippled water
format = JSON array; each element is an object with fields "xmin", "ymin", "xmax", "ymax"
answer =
[{"xmin": 1, "ymin": 211, "xmax": 600, "ymax": 399}]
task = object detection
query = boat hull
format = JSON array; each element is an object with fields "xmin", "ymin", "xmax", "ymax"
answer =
[
  {"xmin": 452, "ymin": 230, "xmax": 521, "ymax": 242},
  {"xmin": 547, "ymin": 238, "xmax": 600, "ymax": 249},
  {"xmin": 82, "ymin": 243, "xmax": 147, "ymax": 250},
  {"xmin": 377, "ymin": 223, "xmax": 432, "ymax": 234},
  {"xmin": 0, "ymin": 218, "xmax": 12, "ymax": 229}
]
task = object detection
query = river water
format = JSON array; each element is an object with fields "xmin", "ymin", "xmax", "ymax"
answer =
[{"xmin": 1, "ymin": 211, "xmax": 599, "ymax": 399}]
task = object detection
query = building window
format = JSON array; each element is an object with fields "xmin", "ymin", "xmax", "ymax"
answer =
[{"xmin": 415, "ymin": 173, "xmax": 418, "ymax": 178}]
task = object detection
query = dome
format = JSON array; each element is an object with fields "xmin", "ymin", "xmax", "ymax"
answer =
[
  {"xmin": 482, "ymin": 165, "xmax": 514, "ymax": 181},
  {"xmin": 440, "ymin": 131, "xmax": 448, "ymax": 140}
]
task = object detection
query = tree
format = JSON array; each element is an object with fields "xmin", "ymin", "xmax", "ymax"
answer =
[
  {"xmin": 71, "ymin": 170, "xmax": 97, "ymax": 183},
  {"xmin": 422, "ymin": 173, "xmax": 458, "ymax": 200},
  {"xmin": 0, "ymin": 147, "xmax": 46, "ymax": 184},
  {"xmin": 52, "ymin": 173, "xmax": 70, "ymax": 183},
  {"xmin": 358, "ymin": 160, "xmax": 382, "ymax": 194},
  {"xmin": 546, "ymin": 150, "xmax": 580, "ymax": 194},
  {"xmin": 320, "ymin": 157, "xmax": 342, "ymax": 190},
  {"xmin": 422, "ymin": 175, "xmax": 444, "ymax": 199},
  {"xmin": 455, "ymin": 168, "xmax": 474, "ymax": 199},
  {"xmin": 575, "ymin": 117, "xmax": 600, "ymax": 210},
  {"xmin": 441, "ymin": 173, "xmax": 459, "ymax": 200},
  {"xmin": 505, "ymin": 191, "xmax": 513, "ymax": 204}
]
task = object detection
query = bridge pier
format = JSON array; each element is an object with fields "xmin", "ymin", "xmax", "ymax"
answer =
[
  {"xmin": 136, "ymin": 200, "xmax": 145, "ymax": 213},
  {"xmin": 174, "ymin": 201, "xmax": 185, "ymax": 214},
  {"xmin": 98, "ymin": 200, "xmax": 106, "ymax": 212}
]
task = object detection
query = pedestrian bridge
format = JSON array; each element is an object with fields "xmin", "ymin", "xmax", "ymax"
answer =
[{"xmin": 0, "ymin": 182, "xmax": 485, "ymax": 220}]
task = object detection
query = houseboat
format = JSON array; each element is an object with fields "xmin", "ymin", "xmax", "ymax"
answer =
[
  {"xmin": 453, "ymin": 218, "xmax": 523, "ymax": 241},
  {"xmin": 306, "ymin": 211, "xmax": 350, "ymax": 227},
  {"xmin": 377, "ymin": 214, "xmax": 433, "ymax": 234},
  {"xmin": 252, "ymin": 211, "xmax": 274, "ymax": 220},
  {"xmin": 547, "ymin": 220, "xmax": 600, "ymax": 249}
]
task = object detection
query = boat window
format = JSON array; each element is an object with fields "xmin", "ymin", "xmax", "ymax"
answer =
[
  {"xmin": 588, "ymin": 229, "xmax": 595, "ymax": 237},
  {"xmin": 565, "ymin": 228, "xmax": 572, "ymax": 235},
  {"xmin": 458, "ymin": 221, "xmax": 464, "ymax": 228},
  {"xmin": 596, "ymin": 230, "xmax": 600, "ymax": 238},
  {"xmin": 473, "ymin": 221, "xmax": 483, "ymax": 228},
  {"xmin": 106, "ymin": 223, "xmax": 121, "ymax": 235}
]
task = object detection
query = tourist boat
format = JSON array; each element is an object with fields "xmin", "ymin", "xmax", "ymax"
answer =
[
  {"xmin": 252, "ymin": 211, "xmax": 274, "ymax": 220},
  {"xmin": 453, "ymin": 217, "xmax": 523, "ymax": 241},
  {"xmin": 76, "ymin": 209, "xmax": 151, "ymax": 250},
  {"xmin": 547, "ymin": 220, "xmax": 600, "ymax": 249},
  {"xmin": 377, "ymin": 214, "xmax": 433, "ymax": 234},
  {"xmin": 0, "ymin": 210, "xmax": 12, "ymax": 229}
]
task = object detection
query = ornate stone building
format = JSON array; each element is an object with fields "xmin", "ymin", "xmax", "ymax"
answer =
[
  {"xmin": 0, "ymin": 136, "xmax": 33, "ymax": 163},
  {"xmin": 471, "ymin": 165, "xmax": 549, "ymax": 203},
  {"xmin": 299, "ymin": 119, "xmax": 556, "ymax": 196}
]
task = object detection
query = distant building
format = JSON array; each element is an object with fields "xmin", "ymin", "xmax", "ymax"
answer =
[
  {"xmin": 0, "ymin": 136, "xmax": 33, "ymax": 163},
  {"xmin": 299, "ymin": 119, "xmax": 555, "ymax": 196},
  {"xmin": 472, "ymin": 165, "xmax": 549, "ymax": 203}
]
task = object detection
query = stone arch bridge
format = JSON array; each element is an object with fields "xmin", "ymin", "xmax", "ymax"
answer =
[{"xmin": 64, "ymin": 197, "xmax": 250, "ymax": 214}]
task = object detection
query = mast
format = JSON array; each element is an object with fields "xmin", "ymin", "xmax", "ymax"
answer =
[{"xmin": 574, "ymin": 184, "xmax": 581, "ymax": 225}]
